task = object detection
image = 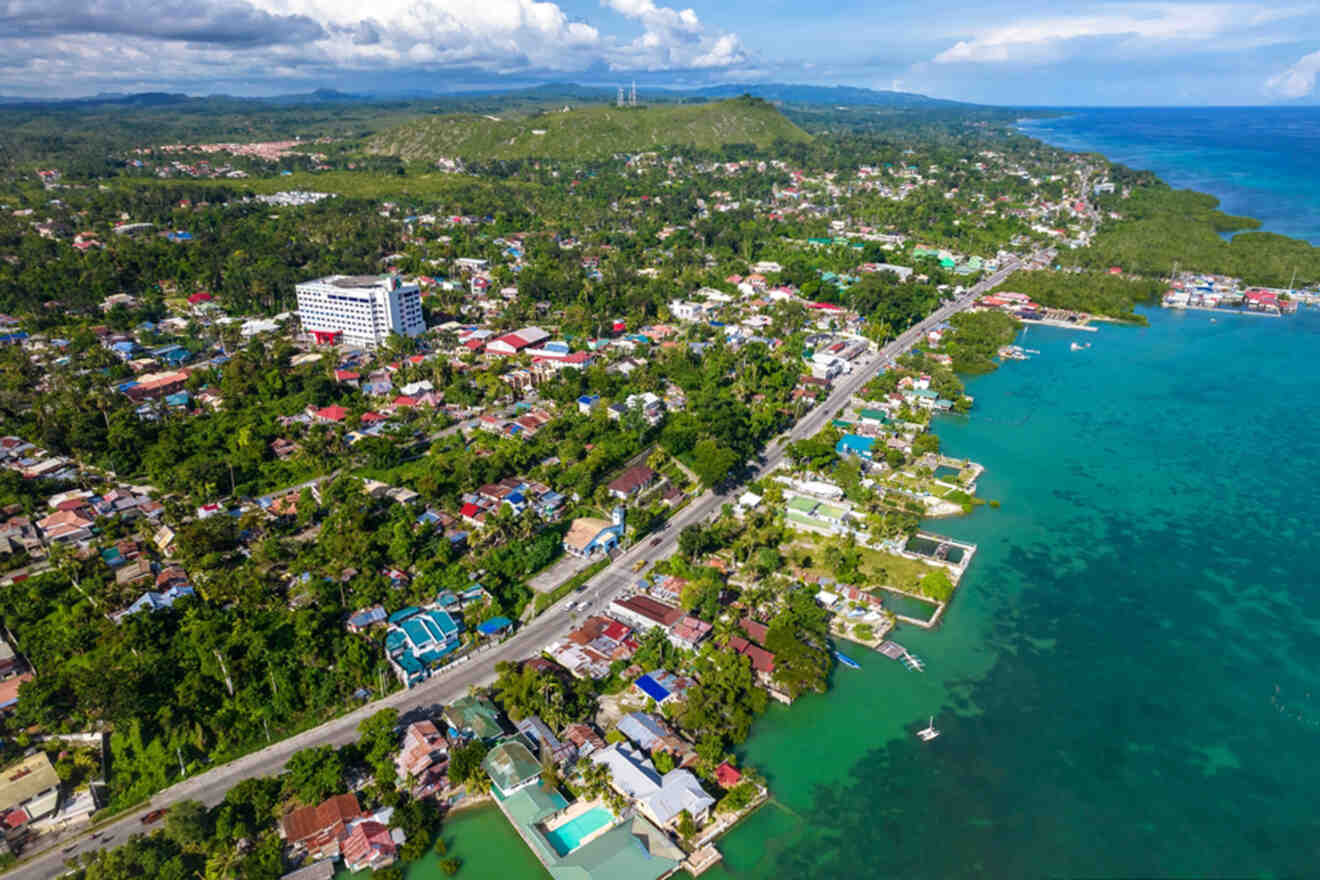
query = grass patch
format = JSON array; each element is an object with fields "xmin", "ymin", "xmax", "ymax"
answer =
[
  {"xmin": 534, "ymin": 558, "xmax": 609, "ymax": 616},
  {"xmin": 786, "ymin": 535, "xmax": 936, "ymax": 593}
]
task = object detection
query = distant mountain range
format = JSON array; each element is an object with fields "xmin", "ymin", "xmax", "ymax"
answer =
[{"xmin": 0, "ymin": 82, "xmax": 970, "ymax": 110}]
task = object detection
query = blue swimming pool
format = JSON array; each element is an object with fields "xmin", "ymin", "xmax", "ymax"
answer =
[{"xmin": 544, "ymin": 806, "xmax": 614, "ymax": 856}]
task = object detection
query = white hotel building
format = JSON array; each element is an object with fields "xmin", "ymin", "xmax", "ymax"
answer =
[{"xmin": 295, "ymin": 275, "xmax": 425, "ymax": 347}]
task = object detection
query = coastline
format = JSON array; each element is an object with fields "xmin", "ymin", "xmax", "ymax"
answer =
[
  {"xmin": 1015, "ymin": 107, "xmax": 1320, "ymax": 247},
  {"xmin": 703, "ymin": 303, "xmax": 1320, "ymax": 878}
]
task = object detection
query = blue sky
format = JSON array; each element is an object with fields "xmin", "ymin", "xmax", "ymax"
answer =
[{"xmin": 2, "ymin": 0, "xmax": 1318, "ymax": 105}]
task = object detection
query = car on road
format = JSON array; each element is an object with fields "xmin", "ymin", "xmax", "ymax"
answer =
[
  {"xmin": 631, "ymin": 559, "xmax": 646, "ymax": 572},
  {"xmin": 650, "ymin": 537, "xmax": 662, "ymax": 547},
  {"xmin": 140, "ymin": 809, "xmax": 168, "ymax": 825}
]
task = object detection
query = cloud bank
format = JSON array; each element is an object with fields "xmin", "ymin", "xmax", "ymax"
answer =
[{"xmin": 0, "ymin": 0, "xmax": 747, "ymax": 96}]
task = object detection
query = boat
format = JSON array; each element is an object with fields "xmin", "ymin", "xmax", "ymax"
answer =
[
  {"xmin": 833, "ymin": 649, "xmax": 861, "ymax": 669},
  {"xmin": 1070, "ymin": 342, "xmax": 1083, "ymax": 351},
  {"xmin": 917, "ymin": 717, "xmax": 940, "ymax": 742}
]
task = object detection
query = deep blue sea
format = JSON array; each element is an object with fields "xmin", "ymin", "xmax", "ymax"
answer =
[{"xmin": 1019, "ymin": 107, "xmax": 1320, "ymax": 244}]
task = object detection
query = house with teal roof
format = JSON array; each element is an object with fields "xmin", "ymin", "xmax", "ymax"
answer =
[{"xmin": 385, "ymin": 606, "xmax": 464, "ymax": 687}]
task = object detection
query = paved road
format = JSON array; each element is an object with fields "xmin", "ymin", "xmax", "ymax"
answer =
[{"xmin": 4, "ymin": 258, "xmax": 1022, "ymax": 880}]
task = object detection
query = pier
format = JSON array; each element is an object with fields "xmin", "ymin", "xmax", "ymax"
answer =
[{"xmin": 878, "ymin": 640, "xmax": 925, "ymax": 670}]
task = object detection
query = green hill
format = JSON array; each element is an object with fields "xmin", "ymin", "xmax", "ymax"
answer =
[{"xmin": 366, "ymin": 97, "xmax": 810, "ymax": 161}]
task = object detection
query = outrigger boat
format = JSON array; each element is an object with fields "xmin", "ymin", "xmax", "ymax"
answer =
[{"xmin": 834, "ymin": 649, "xmax": 861, "ymax": 669}]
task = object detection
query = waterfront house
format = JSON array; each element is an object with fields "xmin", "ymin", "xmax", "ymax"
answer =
[
  {"xmin": 395, "ymin": 720, "xmax": 449, "ymax": 798},
  {"xmin": 278, "ymin": 794, "xmax": 363, "ymax": 861},
  {"xmin": 590, "ymin": 742, "xmax": 714, "ymax": 829},
  {"xmin": 340, "ymin": 820, "xmax": 399, "ymax": 873},
  {"xmin": 482, "ymin": 738, "xmax": 543, "ymax": 797}
]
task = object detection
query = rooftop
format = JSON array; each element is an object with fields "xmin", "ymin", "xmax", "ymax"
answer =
[
  {"xmin": 0, "ymin": 752, "xmax": 59, "ymax": 813},
  {"xmin": 484, "ymin": 738, "xmax": 543, "ymax": 795}
]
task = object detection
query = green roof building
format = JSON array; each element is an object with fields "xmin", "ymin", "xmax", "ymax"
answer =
[
  {"xmin": 857, "ymin": 408, "xmax": 888, "ymax": 424},
  {"xmin": 494, "ymin": 779, "xmax": 684, "ymax": 880},
  {"xmin": 483, "ymin": 738, "xmax": 543, "ymax": 797},
  {"xmin": 443, "ymin": 694, "xmax": 504, "ymax": 741}
]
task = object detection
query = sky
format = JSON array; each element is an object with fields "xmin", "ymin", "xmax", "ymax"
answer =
[{"xmin": 1, "ymin": 0, "xmax": 1318, "ymax": 105}]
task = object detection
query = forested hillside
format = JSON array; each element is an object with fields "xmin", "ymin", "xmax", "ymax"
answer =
[{"xmin": 368, "ymin": 97, "xmax": 810, "ymax": 161}]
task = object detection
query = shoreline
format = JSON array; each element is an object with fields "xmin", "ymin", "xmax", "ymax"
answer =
[{"xmin": 1014, "ymin": 110, "xmax": 1320, "ymax": 250}]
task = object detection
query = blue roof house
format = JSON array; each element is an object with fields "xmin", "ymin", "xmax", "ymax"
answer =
[
  {"xmin": 385, "ymin": 606, "xmax": 464, "ymax": 687},
  {"xmin": 835, "ymin": 434, "xmax": 876, "ymax": 461},
  {"xmin": 476, "ymin": 616, "xmax": 513, "ymax": 637}
]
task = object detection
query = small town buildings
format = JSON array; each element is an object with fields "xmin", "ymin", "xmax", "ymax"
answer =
[
  {"xmin": 0, "ymin": 640, "xmax": 18, "ymax": 679},
  {"xmin": 562, "ymin": 508, "xmax": 625, "ymax": 559},
  {"xmin": 486, "ymin": 326, "xmax": 549, "ymax": 356},
  {"xmin": 668, "ymin": 615, "xmax": 713, "ymax": 652},
  {"xmin": 515, "ymin": 716, "xmax": 576, "ymax": 766},
  {"xmin": 835, "ymin": 434, "xmax": 876, "ymax": 460},
  {"xmin": 109, "ymin": 584, "xmax": 196, "ymax": 623},
  {"xmin": 609, "ymin": 595, "xmax": 683, "ymax": 634},
  {"xmin": 606, "ymin": 465, "xmax": 657, "ymax": 501},
  {"xmin": 616, "ymin": 711, "xmax": 688, "ymax": 755},
  {"xmin": 340, "ymin": 819, "xmax": 400, "ymax": 873},
  {"xmin": 714, "ymin": 762, "xmax": 742, "ymax": 788},
  {"xmin": 0, "ymin": 752, "xmax": 61, "ymax": 832},
  {"xmin": 561, "ymin": 723, "xmax": 607, "ymax": 758}
]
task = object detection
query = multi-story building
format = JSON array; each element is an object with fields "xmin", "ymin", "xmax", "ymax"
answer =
[{"xmin": 295, "ymin": 275, "xmax": 425, "ymax": 347}]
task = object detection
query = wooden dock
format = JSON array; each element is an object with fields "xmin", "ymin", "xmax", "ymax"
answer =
[
  {"xmin": 682, "ymin": 845, "xmax": 723, "ymax": 876},
  {"xmin": 878, "ymin": 640, "xmax": 925, "ymax": 670}
]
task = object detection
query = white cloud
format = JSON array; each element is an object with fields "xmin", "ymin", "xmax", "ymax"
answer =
[
  {"xmin": 1265, "ymin": 50, "xmax": 1320, "ymax": 98},
  {"xmin": 600, "ymin": 0, "xmax": 745, "ymax": 69},
  {"xmin": 0, "ymin": 0, "xmax": 748, "ymax": 96},
  {"xmin": 933, "ymin": 3, "xmax": 1292, "ymax": 65}
]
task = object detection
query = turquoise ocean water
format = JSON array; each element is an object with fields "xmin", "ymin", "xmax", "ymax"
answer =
[
  {"xmin": 703, "ymin": 309, "xmax": 1320, "ymax": 878},
  {"xmin": 1019, "ymin": 107, "xmax": 1320, "ymax": 244}
]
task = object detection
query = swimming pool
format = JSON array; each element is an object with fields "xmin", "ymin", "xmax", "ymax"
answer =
[{"xmin": 544, "ymin": 806, "xmax": 614, "ymax": 856}]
